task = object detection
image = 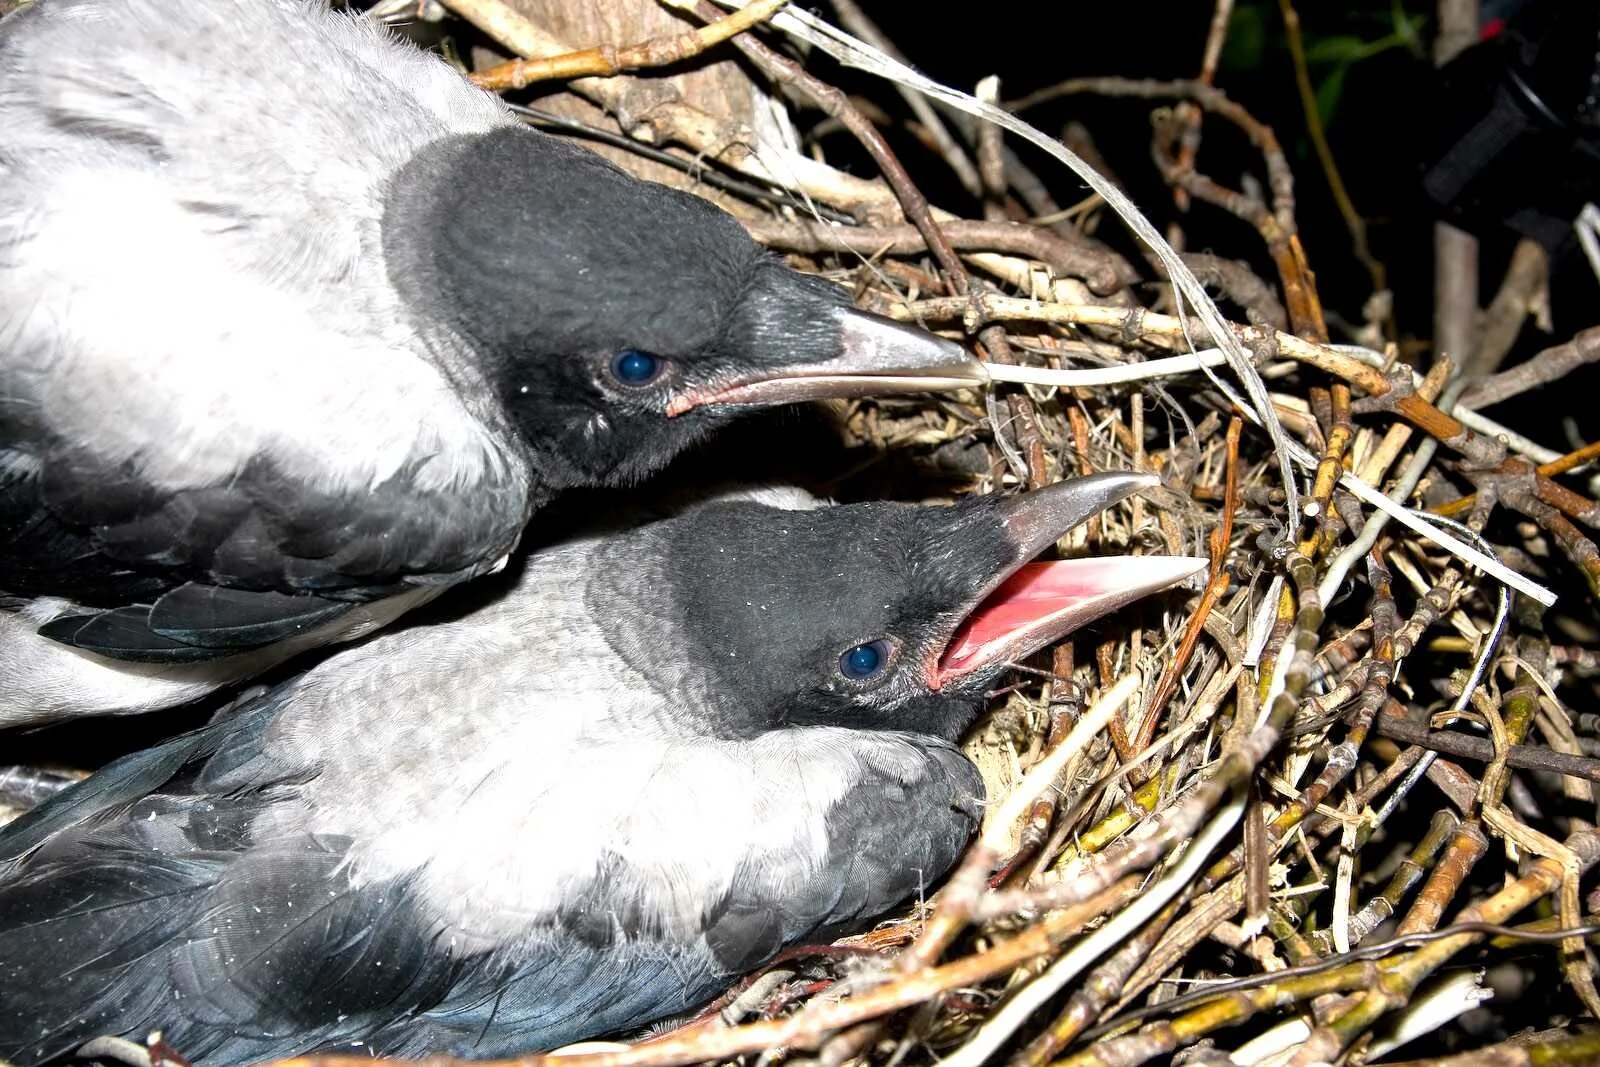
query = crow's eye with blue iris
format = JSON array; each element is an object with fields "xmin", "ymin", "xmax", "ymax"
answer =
[
  {"xmin": 610, "ymin": 350, "xmax": 663, "ymax": 385},
  {"xmin": 839, "ymin": 639, "xmax": 892, "ymax": 681}
]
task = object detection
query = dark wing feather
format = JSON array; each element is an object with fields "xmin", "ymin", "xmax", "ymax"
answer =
[
  {"xmin": 147, "ymin": 584, "xmax": 355, "ymax": 649},
  {"xmin": 0, "ymin": 701, "xmax": 281, "ymax": 1063},
  {"xmin": 24, "ymin": 448, "xmax": 531, "ymax": 600},
  {"xmin": 0, "ymin": 440, "xmax": 529, "ymax": 662},
  {"xmin": 704, "ymin": 740, "xmax": 983, "ymax": 974},
  {"xmin": 0, "ymin": 693, "xmax": 466, "ymax": 1066},
  {"xmin": 0, "ymin": 705, "xmax": 246, "ymax": 865},
  {"xmin": 0, "ymin": 461, "xmax": 170, "ymax": 609},
  {"xmin": 0, "ymin": 850, "xmax": 215, "ymax": 1063},
  {"xmin": 162, "ymin": 841, "xmax": 459, "ymax": 1048},
  {"xmin": 377, "ymin": 946, "xmax": 716, "ymax": 1058},
  {"xmin": 35, "ymin": 606, "xmax": 243, "ymax": 663}
]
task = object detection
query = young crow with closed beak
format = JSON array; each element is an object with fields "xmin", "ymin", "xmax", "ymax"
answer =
[
  {"xmin": 0, "ymin": 0, "xmax": 988, "ymax": 725},
  {"xmin": 0, "ymin": 474, "xmax": 1202, "ymax": 1065}
]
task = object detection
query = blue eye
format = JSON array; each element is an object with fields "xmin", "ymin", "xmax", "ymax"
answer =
[
  {"xmin": 611, "ymin": 350, "xmax": 663, "ymax": 385},
  {"xmin": 840, "ymin": 640, "xmax": 891, "ymax": 681}
]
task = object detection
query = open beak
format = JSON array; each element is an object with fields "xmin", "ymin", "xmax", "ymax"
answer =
[
  {"xmin": 666, "ymin": 308, "xmax": 989, "ymax": 416},
  {"xmin": 929, "ymin": 473, "xmax": 1207, "ymax": 689}
]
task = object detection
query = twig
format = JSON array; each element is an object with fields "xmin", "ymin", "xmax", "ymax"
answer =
[
  {"xmin": 1355, "ymin": 355, "xmax": 1448, "ymax": 489},
  {"xmin": 1277, "ymin": 0, "xmax": 1386, "ymax": 305},
  {"xmin": 438, "ymin": 0, "xmax": 896, "ymax": 219},
  {"xmin": 1461, "ymin": 326, "xmax": 1600, "ymax": 410},
  {"xmin": 1431, "ymin": 0, "xmax": 1481, "ymax": 371},
  {"xmin": 733, "ymin": 0, "xmax": 1306, "ymax": 523},
  {"xmin": 1334, "ymin": 343, "xmax": 1563, "ymax": 464},
  {"xmin": 891, "ymin": 293, "xmax": 1563, "ymax": 604},
  {"xmin": 1010, "ymin": 75, "xmax": 1325, "ymax": 339},
  {"xmin": 1166, "ymin": 0, "xmax": 1233, "ymax": 214},
  {"xmin": 1006, "ymin": 900, "xmax": 1184, "ymax": 1067},
  {"xmin": 1292, "ymin": 828, "xmax": 1600, "ymax": 1063},
  {"xmin": 1081, "ymin": 918, "xmax": 1600, "ymax": 1046},
  {"xmin": 504, "ymin": 103, "xmax": 855, "ymax": 223},
  {"xmin": 934, "ymin": 794, "xmax": 1244, "ymax": 1067},
  {"xmin": 1467, "ymin": 238, "xmax": 1550, "ymax": 380},
  {"xmin": 1372, "ymin": 705, "xmax": 1600, "ymax": 784},
  {"xmin": 974, "ymin": 76, "xmax": 1007, "ymax": 221},
  {"xmin": 1134, "ymin": 418, "xmax": 1240, "ymax": 758},
  {"xmin": 1308, "ymin": 809, "xmax": 1458, "ymax": 956},
  {"xmin": 898, "ymin": 673, "xmax": 1144, "ymax": 970},
  {"xmin": 468, "ymin": 0, "xmax": 789, "ymax": 89},
  {"xmin": 0, "ymin": 764, "xmax": 79, "ymax": 810},
  {"xmin": 680, "ymin": 0, "xmax": 966, "ymax": 289},
  {"xmin": 1433, "ymin": 441, "xmax": 1600, "ymax": 520},
  {"xmin": 1175, "ymin": 252, "xmax": 1288, "ymax": 330},
  {"xmin": 1381, "ymin": 1031, "xmax": 1600, "ymax": 1066},
  {"xmin": 744, "ymin": 218, "xmax": 1134, "ymax": 296}
]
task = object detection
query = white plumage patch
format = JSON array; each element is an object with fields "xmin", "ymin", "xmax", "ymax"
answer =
[
  {"xmin": 0, "ymin": 0, "xmax": 523, "ymax": 497},
  {"xmin": 248, "ymin": 537, "xmax": 924, "ymax": 952},
  {"xmin": 703, "ymin": 484, "xmax": 834, "ymax": 511}
]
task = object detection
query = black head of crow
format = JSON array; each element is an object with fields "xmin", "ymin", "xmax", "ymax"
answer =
[
  {"xmin": 0, "ymin": 0, "xmax": 983, "ymax": 723},
  {"xmin": 383, "ymin": 127, "xmax": 982, "ymax": 494},
  {"xmin": 0, "ymin": 474, "xmax": 1201, "ymax": 1065}
]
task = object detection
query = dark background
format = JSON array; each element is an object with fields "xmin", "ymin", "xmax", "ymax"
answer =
[{"xmin": 824, "ymin": 0, "xmax": 1600, "ymax": 452}]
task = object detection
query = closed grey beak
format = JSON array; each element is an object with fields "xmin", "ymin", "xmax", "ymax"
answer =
[{"xmin": 666, "ymin": 309, "xmax": 989, "ymax": 415}]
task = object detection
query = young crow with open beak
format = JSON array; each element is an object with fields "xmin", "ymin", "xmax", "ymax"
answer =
[
  {"xmin": 0, "ymin": 0, "xmax": 988, "ymax": 725},
  {"xmin": 0, "ymin": 473, "xmax": 1202, "ymax": 1065}
]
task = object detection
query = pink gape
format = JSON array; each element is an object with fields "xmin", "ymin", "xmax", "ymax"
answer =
[{"xmin": 937, "ymin": 557, "xmax": 1203, "ymax": 686}]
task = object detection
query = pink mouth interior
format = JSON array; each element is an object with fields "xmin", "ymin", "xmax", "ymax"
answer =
[
  {"xmin": 937, "ymin": 562, "xmax": 1094, "ymax": 682},
  {"xmin": 933, "ymin": 555, "xmax": 1205, "ymax": 686}
]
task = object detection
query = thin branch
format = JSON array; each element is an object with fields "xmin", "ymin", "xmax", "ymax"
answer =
[
  {"xmin": 1373, "ymin": 704, "xmax": 1600, "ymax": 785},
  {"xmin": 744, "ymin": 218, "xmax": 1135, "ymax": 296},
  {"xmin": 1461, "ymin": 325, "xmax": 1600, "ymax": 410},
  {"xmin": 468, "ymin": 0, "xmax": 789, "ymax": 89}
]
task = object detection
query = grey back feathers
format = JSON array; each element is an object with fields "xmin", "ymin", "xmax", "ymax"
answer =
[{"xmin": 1, "ymin": 0, "xmax": 519, "ymax": 499}]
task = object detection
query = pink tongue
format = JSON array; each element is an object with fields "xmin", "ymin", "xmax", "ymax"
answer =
[
  {"xmin": 938, "ymin": 562, "xmax": 1096, "ymax": 677},
  {"xmin": 934, "ymin": 554, "xmax": 1207, "ymax": 686}
]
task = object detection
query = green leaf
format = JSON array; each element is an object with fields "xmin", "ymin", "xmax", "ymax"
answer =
[
  {"xmin": 1303, "ymin": 34, "xmax": 1373, "ymax": 67},
  {"xmin": 1221, "ymin": 2, "xmax": 1268, "ymax": 72},
  {"xmin": 1315, "ymin": 64, "xmax": 1349, "ymax": 127}
]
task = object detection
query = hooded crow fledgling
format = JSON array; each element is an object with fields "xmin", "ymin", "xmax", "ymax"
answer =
[
  {"xmin": 0, "ymin": 474, "xmax": 1202, "ymax": 1065},
  {"xmin": 0, "ymin": 0, "xmax": 985, "ymax": 725}
]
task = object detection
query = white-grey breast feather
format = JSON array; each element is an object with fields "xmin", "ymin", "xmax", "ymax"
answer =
[
  {"xmin": 244, "ymin": 537, "xmax": 918, "ymax": 954},
  {"xmin": 0, "ymin": 0, "xmax": 523, "ymax": 499}
]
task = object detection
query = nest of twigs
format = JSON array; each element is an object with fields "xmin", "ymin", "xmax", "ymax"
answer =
[{"xmin": 13, "ymin": 1, "xmax": 1600, "ymax": 1065}]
